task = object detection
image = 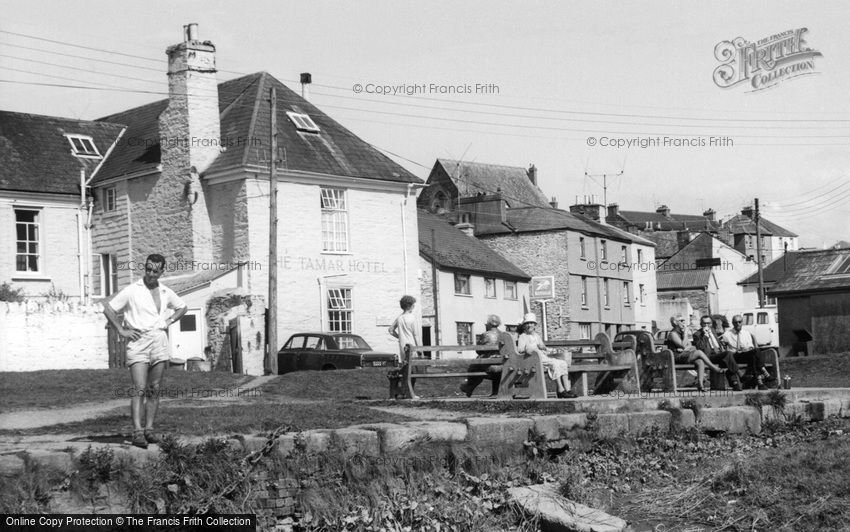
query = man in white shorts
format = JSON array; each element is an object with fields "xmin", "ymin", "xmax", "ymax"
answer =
[{"xmin": 104, "ymin": 254, "xmax": 187, "ymax": 448}]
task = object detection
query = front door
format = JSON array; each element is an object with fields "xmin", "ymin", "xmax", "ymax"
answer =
[{"xmin": 170, "ymin": 309, "xmax": 204, "ymax": 362}]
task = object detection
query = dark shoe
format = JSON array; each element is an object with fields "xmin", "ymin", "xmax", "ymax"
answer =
[
  {"xmin": 459, "ymin": 382, "xmax": 475, "ymax": 397},
  {"xmin": 557, "ymin": 390, "xmax": 578, "ymax": 399},
  {"xmin": 132, "ymin": 431, "xmax": 148, "ymax": 449},
  {"xmin": 732, "ymin": 381, "xmax": 743, "ymax": 392},
  {"xmin": 756, "ymin": 376, "xmax": 768, "ymax": 390},
  {"xmin": 144, "ymin": 429, "xmax": 162, "ymax": 444}
]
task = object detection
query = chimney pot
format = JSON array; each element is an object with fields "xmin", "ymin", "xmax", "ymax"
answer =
[
  {"xmin": 549, "ymin": 196, "xmax": 558, "ymax": 209},
  {"xmin": 186, "ymin": 23, "xmax": 199, "ymax": 42},
  {"xmin": 527, "ymin": 164, "xmax": 537, "ymax": 186}
]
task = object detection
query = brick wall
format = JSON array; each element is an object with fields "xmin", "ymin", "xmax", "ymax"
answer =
[{"xmin": 0, "ymin": 301, "xmax": 108, "ymax": 371}]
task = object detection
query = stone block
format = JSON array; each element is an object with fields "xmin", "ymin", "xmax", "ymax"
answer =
[
  {"xmin": 809, "ymin": 400, "xmax": 843, "ymax": 421},
  {"xmin": 595, "ymin": 414, "xmax": 629, "ymax": 438},
  {"xmin": 401, "ymin": 421, "xmax": 468, "ymax": 442},
  {"xmin": 669, "ymin": 408, "xmax": 696, "ymax": 430},
  {"xmin": 842, "ymin": 398, "xmax": 850, "ymax": 418},
  {"xmin": 273, "ymin": 435, "xmax": 297, "ymax": 458},
  {"xmin": 509, "ymin": 483, "xmax": 626, "ymax": 532},
  {"xmin": 299, "ymin": 431, "xmax": 330, "ymax": 453},
  {"xmin": 697, "ymin": 406, "xmax": 761, "ymax": 434},
  {"xmin": 329, "ymin": 429, "xmax": 380, "ymax": 456},
  {"xmin": 531, "ymin": 414, "xmax": 587, "ymax": 441},
  {"xmin": 628, "ymin": 411, "xmax": 672, "ymax": 435},
  {"xmin": 465, "ymin": 417, "xmax": 533, "ymax": 447},
  {"xmin": 0, "ymin": 454, "xmax": 25, "ymax": 476},
  {"xmin": 25, "ymin": 450, "xmax": 74, "ymax": 472}
]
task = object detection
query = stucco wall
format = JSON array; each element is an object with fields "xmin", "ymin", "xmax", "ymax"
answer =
[
  {"xmin": 1, "ymin": 196, "xmax": 83, "ymax": 299},
  {"xmin": 0, "ymin": 301, "xmax": 108, "ymax": 371},
  {"xmin": 245, "ymin": 178, "xmax": 421, "ymax": 354}
]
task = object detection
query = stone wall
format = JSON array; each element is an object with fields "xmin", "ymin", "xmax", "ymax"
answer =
[
  {"xmin": 205, "ymin": 290, "xmax": 266, "ymax": 375},
  {"xmin": 0, "ymin": 301, "xmax": 108, "ymax": 371}
]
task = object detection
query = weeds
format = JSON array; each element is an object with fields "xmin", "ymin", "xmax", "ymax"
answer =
[{"xmin": 0, "ymin": 459, "xmax": 63, "ymax": 512}]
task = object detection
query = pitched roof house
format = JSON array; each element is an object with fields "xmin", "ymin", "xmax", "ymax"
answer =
[
  {"xmin": 83, "ymin": 24, "xmax": 423, "ymax": 373},
  {"xmin": 723, "ymin": 206, "xmax": 798, "ymax": 265},
  {"xmin": 0, "ymin": 111, "xmax": 125, "ymax": 299},
  {"xmin": 418, "ymin": 209, "xmax": 530, "ymax": 349}
]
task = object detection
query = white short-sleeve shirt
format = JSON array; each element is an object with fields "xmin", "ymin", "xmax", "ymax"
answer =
[{"xmin": 108, "ymin": 279, "xmax": 187, "ymax": 331}]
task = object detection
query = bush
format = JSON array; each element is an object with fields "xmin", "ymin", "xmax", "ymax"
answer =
[{"xmin": 0, "ymin": 281, "xmax": 24, "ymax": 302}]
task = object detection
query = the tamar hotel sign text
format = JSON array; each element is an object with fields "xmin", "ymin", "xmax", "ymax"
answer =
[{"xmin": 713, "ymin": 28, "xmax": 822, "ymax": 92}]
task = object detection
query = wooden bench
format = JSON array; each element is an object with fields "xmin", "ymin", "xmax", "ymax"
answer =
[
  {"xmin": 388, "ymin": 343, "xmax": 550, "ymax": 400},
  {"xmin": 547, "ymin": 333, "xmax": 641, "ymax": 397},
  {"xmin": 632, "ymin": 333, "xmax": 782, "ymax": 393}
]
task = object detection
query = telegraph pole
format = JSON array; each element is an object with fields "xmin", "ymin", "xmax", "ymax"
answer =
[
  {"xmin": 267, "ymin": 87, "xmax": 279, "ymax": 374},
  {"xmin": 754, "ymin": 198, "xmax": 766, "ymax": 308},
  {"xmin": 430, "ymin": 228, "xmax": 440, "ymax": 346}
]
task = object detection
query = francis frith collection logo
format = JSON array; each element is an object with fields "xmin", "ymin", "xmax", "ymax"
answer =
[{"xmin": 713, "ymin": 28, "xmax": 822, "ymax": 92}]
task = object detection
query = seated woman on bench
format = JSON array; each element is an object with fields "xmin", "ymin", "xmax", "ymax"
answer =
[
  {"xmin": 517, "ymin": 313, "xmax": 577, "ymax": 399},
  {"xmin": 666, "ymin": 314, "xmax": 726, "ymax": 391}
]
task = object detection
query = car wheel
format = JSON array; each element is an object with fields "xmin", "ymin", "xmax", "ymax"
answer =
[{"xmin": 321, "ymin": 364, "xmax": 336, "ymax": 371}]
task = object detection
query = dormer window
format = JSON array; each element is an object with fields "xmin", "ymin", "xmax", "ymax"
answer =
[
  {"xmin": 286, "ymin": 112, "xmax": 320, "ymax": 133},
  {"xmin": 66, "ymin": 135, "xmax": 101, "ymax": 158}
]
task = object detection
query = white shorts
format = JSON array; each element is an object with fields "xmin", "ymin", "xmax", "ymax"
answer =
[{"xmin": 126, "ymin": 330, "xmax": 170, "ymax": 367}]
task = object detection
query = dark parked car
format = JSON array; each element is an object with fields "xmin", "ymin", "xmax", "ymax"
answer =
[{"xmin": 277, "ymin": 333, "xmax": 398, "ymax": 374}]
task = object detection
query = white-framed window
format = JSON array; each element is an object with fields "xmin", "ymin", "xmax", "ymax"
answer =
[
  {"xmin": 456, "ymin": 322, "xmax": 473, "ymax": 345},
  {"xmin": 639, "ymin": 283, "xmax": 646, "ymax": 305},
  {"xmin": 320, "ymin": 187, "xmax": 349, "ymax": 252},
  {"xmin": 746, "ymin": 235, "xmax": 753, "ymax": 248},
  {"xmin": 504, "ymin": 280, "xmax": 517, "ymax": 300},
  {"xmin": 623, "ymin": 281, "xmax": 630, "ymax": 306},
  {"xmin": 603, "ymin": 278, "xmax": 610, "ymax": 307},
  {"xmin": 637, "ymin": 248, "xmax": 643, "ymax": 265},
  {"xmin": 103, "ymin": 187, "xmax": 116, "ymax": 212},
  {"xmin": 15, "ymin": 208, "xmax": 40, "ymax": 272},
  {"xmin": 621, "ymin": 245, "xmax": 628, "ymax": 264},
  {"xmin": 94, "ymin": 253, "xmax": 118, "ymax": 297},
  {"xmin": 65, "ymin": 134, "xmax": 100, "ymax": 158},
  {"xmin": 484, "ymin": 277, "xmax": 496, "ymax": 298},
  {"xmin": 600, "ymin": 240, "xmax": 607, "ymax": 262},
  {"xmin": 454, "ymin": 273, "xmax": 471, "ymax": 295},
  {"xmin": 579, "ymin": 323, "xmax": 591, "ymax": 340},
  {"xmin": 286, "ymin": 111, "xmax": 320, "ymax": 133},
  {"xmin": 580, "ymin": 276, "xmax": 588, "ymax": 306},
  {"xmin": 579, "ymin": 236, "xmax": 586, "ymax": 259},
  {"xmin": 828, "ymin": 255, "xmax": 850, "ymax": 275},
  {"xmin": 327, "ymin": 288, "xmax": 353, "ymax": 333}
]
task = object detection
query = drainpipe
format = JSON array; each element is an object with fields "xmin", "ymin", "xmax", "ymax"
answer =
[
  {"xmin": 401, "ymin": 184, "xmax": 414, "ymax": 293},
  {"xmin": 78, "ymin": 169, "xmax": 85, "ymax": 303}
]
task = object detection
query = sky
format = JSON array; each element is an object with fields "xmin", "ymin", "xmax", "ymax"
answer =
[{"xmin": 2, "ymin": 0, "xmax": 849, "ymax": 247}]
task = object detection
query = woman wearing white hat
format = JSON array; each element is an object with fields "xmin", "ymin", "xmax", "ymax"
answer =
[{"xmin": 517, "ymin": 313, "xmax": 576, "ymax": 399}]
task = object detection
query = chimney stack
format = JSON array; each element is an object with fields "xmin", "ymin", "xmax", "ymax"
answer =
[
  {"xmin": 703, "ymin": 208, "xmax": 716, "ymax": 221},
  {"xmin": 656, "ymin": 204, "xmax": 671, "ymax": 218},
  {"xmin": 549, "ymin": 196, "xmax": 558, "ymax": 209},
  {"xmin": 607, "ymin": 203, "xmax": 620, "ymax": 219},
  {"xmin": 300, "ymin": 72, "xmax": 312, "ymax": 100},
  {"xmin": 527, "ymin": 164, "xmax": 537, "ymax": 186},
  {"xmin": 741, "ymin": 205, "xmax": 755, "ymax": 219},
  {"xmin": 154, "ymin": 23, "xmax": 219, "ymax": 265}
]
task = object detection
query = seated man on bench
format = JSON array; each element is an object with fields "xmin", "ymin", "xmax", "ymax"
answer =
[
  {"xmin": 693, "ymin": 315, "xmax": 742, "ymax": 391},
  {"xmin": 460, "ymin": 314, "xmax": 512, "ymax": 397},
  {"xmin": 723, "ymin": 314, "xmax": 771, "ymax": 390}
]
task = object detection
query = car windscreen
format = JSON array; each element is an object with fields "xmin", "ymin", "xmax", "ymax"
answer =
[{"xmin": 334, "ymin": 335, "xmax": 371, "ymax": 350}]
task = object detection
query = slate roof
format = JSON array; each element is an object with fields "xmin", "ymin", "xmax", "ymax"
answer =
[
  {"xmin": 94, "ymin": 72, "xmax": 421, "ymax": 184},
  {"xmin": 724, "ymin": 214, "xmax": 797, "ymax": 238},
  {"xmin": 739, "ymin": 252, "xmax": 801, "ymax": 285},
  {"xmin": 769, "ymin": 248, "xmax": 850, "ymax": 295},
  {"xmin": 610, "ymin": 209, "xmax": 721, "ymax": 232},
  {"xmin": 434, "ymin": 159, "xmax": 551, "ymax": 208},
  {"xmin": 657, "ymin": 269, "xmax": 713, "ymax": 290},
  {"xmin": 0, "ymin": 111, "xmax": 125, "ymax": 195},
  {"xmin": 475, "ymin": 205, "xmax": 656, "ymax": 246},
  {"xmin": 640, "ymin": 232, "xmax": 681, "ymax": 259},
  {"xmin": 418, "ymin": 210, "xmax": 530, "ymax": 280},
  {"xmin": 161, "ymin": 265, "xmax": 239, "ymax": 295}
]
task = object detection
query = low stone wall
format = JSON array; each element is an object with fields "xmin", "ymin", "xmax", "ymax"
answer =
[{"xmin": 0, "ymin": 301, "xmax": 108, "ymax": 371}]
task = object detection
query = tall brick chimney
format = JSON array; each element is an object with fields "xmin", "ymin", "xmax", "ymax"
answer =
[{"xmin": 153, "ymin": 23, "xmax": 219, "ymax": 265}]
